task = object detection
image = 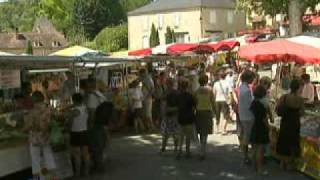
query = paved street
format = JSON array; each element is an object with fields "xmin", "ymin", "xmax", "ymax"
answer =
[{"xmin": 84, "ymin": 132, "xmax": 310, "ymax": 180}]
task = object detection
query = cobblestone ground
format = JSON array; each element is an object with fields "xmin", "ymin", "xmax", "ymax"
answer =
[{"xmin": 82, "ymin": 131, "xmax": 310, "ymax": 180}]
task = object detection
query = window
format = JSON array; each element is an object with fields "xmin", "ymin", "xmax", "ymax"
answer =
[
  {"xmin": 52, "ymin": 41, "xmax": 61, "ymax": 47},
  {"xmin": 33, "ymin": 41, "xmax": 43, "ymax": 47},
  {"xmin": 158, "ymin": 14, "xmax": 164, "ymax": 30},
  {"xmin": 174, "ymin": 13, "xmax": 180, "ymax": 28},
  {"xmin": 175, "ymin": 33, "xmax": 189, "ymax": 43},
  {"xmin": 143, "ymin": 17, "xmax": 149, "ymax": 31},
  {"xmin": 227, "ymin": 10, "xmax": 234, "ymax": 24},
  {"xmin": 209, "ymin": 10, "xmax": 217, "ymax": 24},
  {"xmin": 143, "ymin": 36, "xmax": 149, "ymax": 48}
]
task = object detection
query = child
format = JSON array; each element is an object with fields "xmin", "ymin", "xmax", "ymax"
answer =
[
  {"xmin": 67, "ymin": 93, "xmax": 90, "ymax": 177},
  {"xmin": 250, "ymin": 85, "xmax": 271, "ymax": 175}
]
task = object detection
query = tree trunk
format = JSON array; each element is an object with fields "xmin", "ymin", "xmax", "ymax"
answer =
[{"xmin": 289, "ymin": 0, "xmax": 302, "ymax": 36}]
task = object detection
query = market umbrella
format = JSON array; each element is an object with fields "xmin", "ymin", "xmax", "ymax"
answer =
[
  {"xmin": 0, "ymin": 51, "xmax": 14, "ymax": 56},
  {"xmin": 128, "ymin": 48, "xmax": 152, "ymax": 56},
  {"xmin": 128, "ymin": 44, "xmax": 173, "ymax": 56},
  {"xmin": 209, "ymin": 40, "xmax": 240, "ymax": 51},
  {"xmin": 238, "ymin": 37, "xmax": 320, "ymax": 64},
  {"xmin": 50, "ymin": 46, "xmax": 103, "ymax": 57}
]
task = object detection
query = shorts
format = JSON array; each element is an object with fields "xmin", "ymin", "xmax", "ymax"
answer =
[
  {"xmin": 30, "ymin": 143, "xmax": 56, "ymax": 174},
  {"xmin": 70, "ymin": 131, "xmax": 89, "ymax": 147},
  {"xmin": 215, "ymin": 102, "xmax": 231, "ymax": 124},
  {"xmin": 180, "ymin": 125, "xmax": 194, "ymax": 137},
  {"xmin": 240, "ymin": 120, "xmax": 254, "ymax": 145},
  {"xmin": 143, "ymin": 98, "xmax": 153, "ymax": 119}
]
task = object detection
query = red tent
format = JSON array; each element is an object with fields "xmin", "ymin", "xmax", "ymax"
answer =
[
  {"xmin": 211, "ymin": 41, "xmax": 240, "ymax": 51},
  {"xmin": 167, "ymin": 43, "xmax": 198, "ymax": 55},
  {"xmin": 128, "ymin": 48, "xmax": 152, "ymax": 56},
  {"xmin": 238, "ymin": 38, "xmax": 320, "ymax": 64}
]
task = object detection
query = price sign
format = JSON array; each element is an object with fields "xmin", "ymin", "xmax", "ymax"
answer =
[{"xmin": 0, "ymin": 70, "xmax": 21, "ymax": 89}]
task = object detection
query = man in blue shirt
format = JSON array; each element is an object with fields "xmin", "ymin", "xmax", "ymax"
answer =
[{"xmin": 239, "ymin": 70, "xmax": 255, "ymax": 164}]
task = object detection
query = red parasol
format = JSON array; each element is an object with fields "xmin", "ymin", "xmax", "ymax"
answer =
[
  {"xmin": 238, "ymin": 39, "xmax": 320, "ymax": 64},
  {"xmin": 128, "ymin": 48, "xmax": 152, "ymax": 56}
]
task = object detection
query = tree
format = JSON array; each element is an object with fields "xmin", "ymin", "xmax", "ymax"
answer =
[
  {"xmin": 149, "ymin": 23, "xmax": 159, "ymax": 47},
  {"xmin": 95, "ymin": 24, "xmax": 128, "ymax": 52},
  {"xmin": 73, "ymin": 0, "xmax": 125, "ymax": 39},
  {"xmin": 165, "ymin": 26, "xmax": 176, "ymax": 44},
  {"xmin": 26, "ymin": 40, "xmax": 33, "ymax": 55},
  {"xmin": 236, "ymin": 0, "xmax": 320, "ymax": 36}
]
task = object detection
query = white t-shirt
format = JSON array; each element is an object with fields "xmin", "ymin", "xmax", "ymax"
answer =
[
  {"xmin": 213, "ymin": 80, "xmax": 231, "ymax": 102},
  {"xmin": 129, "ymin": 88, "xmax": 143, "ymax": 109},
  {"xmin": 86, "ymin": 91, "xmax": 106, "ymax": 110},
  {"xmin": 71, "ymin": 105, "xmax": 88, "ymax": 132}
]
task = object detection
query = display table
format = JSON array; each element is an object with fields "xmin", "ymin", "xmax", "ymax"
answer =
[
  {"xmin": 0, "ymin": 144, "xmax": 73, "ymax": 179},
  {"xmin": 269, "ymin": 114, "xmax": 320, "ymax": 179},
  {"xmin": 0, "ymin": 144, "xmax": 30, "ymax": 177}
]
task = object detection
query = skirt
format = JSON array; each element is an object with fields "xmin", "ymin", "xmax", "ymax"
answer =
[
  {"xmin": 195, "ymin": 110, "xmax": 213, "ymax": 135},
  {"xmin": 160, "ymin": 115, "xmax": 180, "ymax": 136}
]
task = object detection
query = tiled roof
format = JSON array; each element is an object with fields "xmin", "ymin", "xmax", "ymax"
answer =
[
  {"xmin": 0, "ymin": 32, "xmax": 68, "ymax": 49},
  {"xmin": 128, "ymin": 0, "xmax": 236, "ymax": 16}
]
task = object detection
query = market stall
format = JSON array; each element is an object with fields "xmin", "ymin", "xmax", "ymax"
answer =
[
  {"xmin": 0, "ymin": 55, "xmax": 136, "ymax": 178},
  {"xmin": 239, "ymin": 36, "xmax": 320, "ymax": 179}
]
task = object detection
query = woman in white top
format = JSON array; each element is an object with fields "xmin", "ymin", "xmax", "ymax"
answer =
[
  {"xmin": 213, "ymin": 71, "xmax": 232, "ymax": 134},
  {"xmin": 67, "ymin": 93, "xmax": 90, "ymax": 177},
  {"xmin": 128, "ymin": 80, "xmax": 145, "ymax": 132}
]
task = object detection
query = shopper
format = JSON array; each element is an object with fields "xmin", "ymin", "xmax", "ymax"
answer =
[
  {"xmin": 250, "ymin": 86, "xmax": 271, "ymax": 175},
  {"xmin": 276, "ymin": 79, "xmax": 304, "ymax": 170},
  {"xmin": 85, "ymin": 78, "xmax": 106, "ymax": 128},
  {"xmin": 239, "ymin": 70, "xmax": 255, "ymax": 164},
  {"xmin": 176, "ymin": 79, "xmax": 196, "ymax": 159},
  {"xmin": 195, "ymin": 74, "xmax": 215, "ymax": 160},
  {"xmin": 160, "ymin": 78, "xmax": 179, "ymax": 154},
  {"xmin": 139, "ymin": 69, "xmax": 155, "ymax": 131},
  {"xmin": 23, "ymin": 91, "xmax": 56, "ymax": 180},
  {"xmin": 128, "ymin": 80, "xmax": 145, "ymax": 132},
  {"xmin": 66, "ymin": 93, "xmax": 90, "ymax": 177},
  {"xmin": 300, "ymin": 73, "xmax": 315, "ymax": 107},
  {"xmin": 213, "ymin": 70, "xmax": 232, "ymax": 134},
  {"xmin": 90, "ymin": 101, "xmax": 114, "ymax": 173}
]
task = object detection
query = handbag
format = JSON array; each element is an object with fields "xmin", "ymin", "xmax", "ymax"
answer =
[{"xmin": 275, "ymin": 95, "xmax": 287, "ymax": 117}]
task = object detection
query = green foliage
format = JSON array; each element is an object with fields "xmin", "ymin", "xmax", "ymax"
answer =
[
  {"xmin": 165, "ymin": 26, "xmax": 176, "ymax": 44},
  {"xmin": 0, "ymin": 0, "xmax": 151, "ymax": 43},
  {"xmin": 73, "ymin": 0, "xmax": 125, "ymax": 40},
  {"xmin": 95, "ymin": 24, "xmax": 128, "ymax": 52},
  {"xmin": 149, "ymin": 23, "xmax": 159, "ymax": 47},
  {"xmin": 26, "ymin": 40, "xmax": 33, "ymax": 55},
  {"xmin": 119, "ymin": 0, "xmax": 150, "ymax": 13},
  {"xmin": 236, "ymin": 0, "xmax": 320, "ymax": 17}
]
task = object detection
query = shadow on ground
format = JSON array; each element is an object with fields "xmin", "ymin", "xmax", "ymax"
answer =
[{"xmin": 88, "ymin": 133, "xmax": 310, "ymax": 180}]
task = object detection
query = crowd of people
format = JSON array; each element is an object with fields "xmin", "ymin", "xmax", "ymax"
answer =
[{"xmin": 17, "ymin": 61, "xmax": 318, "ymax": 179}]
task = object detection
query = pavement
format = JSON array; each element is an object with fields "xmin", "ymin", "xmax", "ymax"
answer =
[{"xmin": 81, "ymin": 131, "xmax": 311, "ymax": 180}]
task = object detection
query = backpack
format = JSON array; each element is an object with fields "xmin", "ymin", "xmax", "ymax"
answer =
[{"xmin": 95, "ymin": 102, "xmax": 114, "ymax": 126}]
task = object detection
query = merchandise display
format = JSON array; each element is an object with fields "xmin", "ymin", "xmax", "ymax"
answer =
[{"xmin": 270, "ymin": 111, "xmax": 320, "ymax": 179}]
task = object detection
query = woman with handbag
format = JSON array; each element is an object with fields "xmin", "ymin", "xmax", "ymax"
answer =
[
  {"xmin": 276, "ymin": 79, "xmax": 304, "ymax": 170},
  {"xmin": 213, "ymin": 70, "xmax": 232, "ymax": 134}
]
